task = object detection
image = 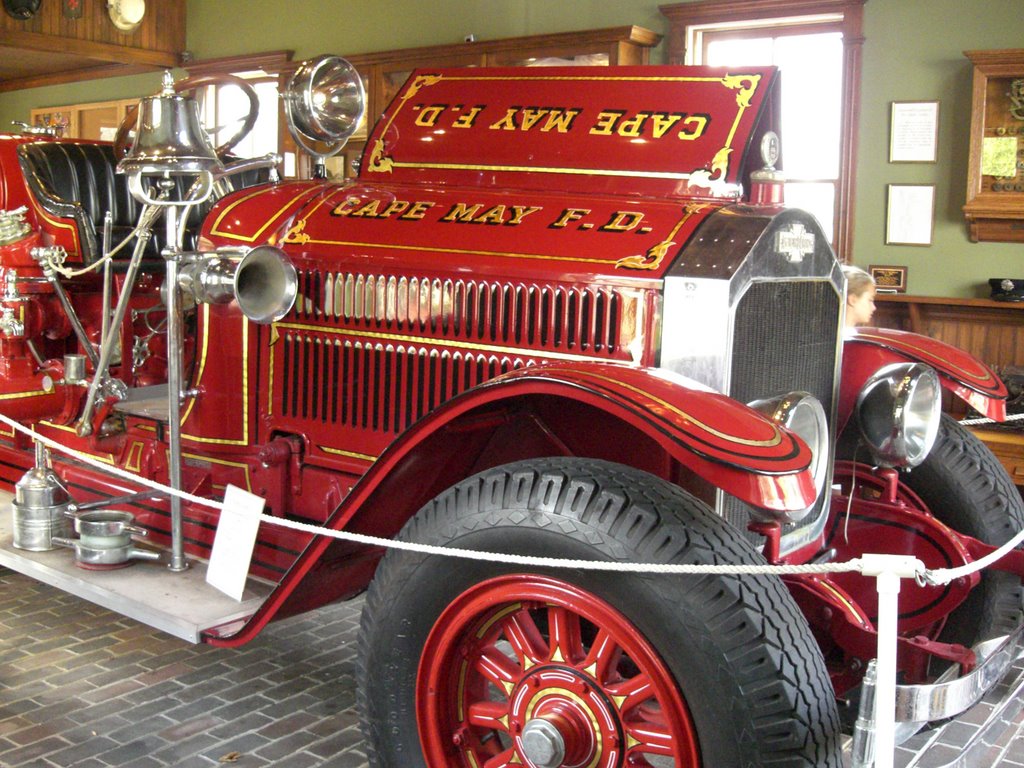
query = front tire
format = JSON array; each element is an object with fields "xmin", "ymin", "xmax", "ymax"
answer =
[
  {"xmin": 900, "ymin": 414, "xmax": 1024, "ymax": 646},
  {"xmin": 357, "ymin": 458, "xmax": 842, "ymax": 767}
]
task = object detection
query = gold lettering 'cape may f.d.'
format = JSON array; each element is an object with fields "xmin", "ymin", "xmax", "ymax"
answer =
[{"xmin": 361, "ymin": 67, "xmax": 777, "ymax": 198}]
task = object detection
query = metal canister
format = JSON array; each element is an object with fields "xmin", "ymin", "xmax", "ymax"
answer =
[{"xmin": 12, "ymin": 458, "xmax": 71, "ymax": 551}]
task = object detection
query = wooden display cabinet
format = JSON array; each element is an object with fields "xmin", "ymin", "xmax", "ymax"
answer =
[
  {"xmin": 971, "ymin": 427, "xmax": 1024, "ymax": 490},
  {"xmin": 963, "ymin": 49, "xmax": 1024, "ymax": 242},
  {"xmin": 348, "ymin": 26, "xmax": 660, "ymax": 125}
]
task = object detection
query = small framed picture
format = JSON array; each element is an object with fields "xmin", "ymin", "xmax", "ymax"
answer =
[
  {"xmin": 869, "ymin": 264, "xmax": 908, "ymax": 293},
  {"xmin": 885, "ymin": 184, "xmax": 935, "ymax": 245},
  {"xmin": 890, "ymin": 101, "xmax": 939, "ymax": 163}
]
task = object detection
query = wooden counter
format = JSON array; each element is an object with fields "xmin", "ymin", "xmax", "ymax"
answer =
[
  {"xmin": 969, "ymin": 428, "xmax": 1024, "ymax": 491},
  {"xmin": 874, "ymin": 294, "xmax": 1024, "ymax": 369}
]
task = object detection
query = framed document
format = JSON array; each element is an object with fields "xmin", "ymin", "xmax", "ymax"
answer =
[
  {"xmin": 890, "ymin": 101, "xmax": 939, "ymax": 163},
  {"xmin": 885, "ymin": 184, "xmax": 935, "ymax": 245}
]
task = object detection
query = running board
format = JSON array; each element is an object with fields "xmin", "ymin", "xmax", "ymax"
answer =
[{"xmin": 0, "ymin": 490, "xmax": 271, "ymax": 643}]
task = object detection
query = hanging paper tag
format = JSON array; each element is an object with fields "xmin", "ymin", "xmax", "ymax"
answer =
[{"xmin": 206, "ymin": 485, "xmax": 264, "ymax": 601}]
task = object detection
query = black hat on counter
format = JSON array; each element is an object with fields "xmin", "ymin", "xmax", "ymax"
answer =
[{"xmin": 989, "ymin": 278, "xmax": 1024, "ymax": 302}]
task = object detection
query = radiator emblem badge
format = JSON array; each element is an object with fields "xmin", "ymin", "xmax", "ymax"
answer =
[{"xmin": 775, "ymin": 222, "xmax": 815, "ymax": 263}]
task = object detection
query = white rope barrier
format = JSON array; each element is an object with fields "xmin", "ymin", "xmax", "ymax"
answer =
[
  {"xmin": 5, "ymin": 411, "xmax": 1024, "ymax": 768},
  {"xmin": 252, "ymin": 510, "xmax": 866, "ymax": 575},
  {"xmin": 959, "ymin": 412, "xmax": 1024, "ymax": 427},
  {"xmin": 7, "ymin": 412, "xmax": 1019, "ymax": 584},
  {"xmin": 0, "ymin": 414, "xmax": 865, "ymax": 576}
]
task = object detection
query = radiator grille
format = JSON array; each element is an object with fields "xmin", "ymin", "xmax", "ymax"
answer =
[
  {"xmin": 724, "ymin": 280, "xmax": 841, "ymax": 536},
  {"xmin": 729, "ymin": 281, "xmax": 838, "ymax": 413},
  {"xmin": 281, "ymin": 271, "xmax": 637, "ymax": 433},
  {"xmin": 279, "ymin": 333, "xmax": 525, "ymax": 433},
  {"xmin": 291, "ymin": 271, "xmax": 627, "ymax": 356}
]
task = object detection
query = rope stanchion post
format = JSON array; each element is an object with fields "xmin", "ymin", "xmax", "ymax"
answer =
[{"xmin": 860, "ymin": 553, "xmax": 926, "ymax": 768}]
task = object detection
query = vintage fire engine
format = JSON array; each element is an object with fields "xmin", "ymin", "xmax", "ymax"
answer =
[{"xmin": 0, "ymin": 57, "xmax": 1022, "ymax": 767}]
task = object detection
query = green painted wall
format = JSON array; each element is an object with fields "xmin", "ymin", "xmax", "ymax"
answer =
[
  {"xmin": 857, "ymin": 0, "xmax": 1024, "ymax": 297},
  {"xmin": 0, "ymin": 0, "xmax": 1021, "ymax": 297}
]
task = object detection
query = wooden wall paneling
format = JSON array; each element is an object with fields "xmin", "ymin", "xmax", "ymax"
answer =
[
  {"xmin": 874, "ymin": 295, "xmax": 1024, "ymax": 370},
  {"xmin": 0, "ymin": 0, "xmax": 185, "ymax": 92}
]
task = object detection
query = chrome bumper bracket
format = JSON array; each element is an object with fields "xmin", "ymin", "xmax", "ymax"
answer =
[{"xmin": 852, "ymin": 623, "xmax": 1024, "ymax": 768}]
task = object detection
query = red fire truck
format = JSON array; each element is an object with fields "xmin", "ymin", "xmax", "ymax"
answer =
[{"xmin": 0, "ymin": 57, "xmax": 1021, "ymax": 767}]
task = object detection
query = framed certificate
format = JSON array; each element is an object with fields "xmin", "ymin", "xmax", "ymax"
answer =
[
  {"xmin": 885, "ymin": 184, "xmax": 935, "ymax": 245},
  {"xmin": 889, "ymin": 101, "xmax": 939, "ymax": 163}
]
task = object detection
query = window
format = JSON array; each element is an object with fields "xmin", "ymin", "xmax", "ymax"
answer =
[
  {"xmin": 196, "ymin": 71, "xmax": 281, "ymax": 160},
  {"xmin": 661, "ymin": 1, "xmax": 865, "ymax": 258},
  {"xmin": 184, "ymin": 51, "xmax": 298, "ymax": 176}
]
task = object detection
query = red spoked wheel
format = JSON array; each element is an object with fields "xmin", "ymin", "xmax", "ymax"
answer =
[
  {"xmin": 358, "ymin": 458, "xmax": 842, "ymax": 767},
  {"xmin": 417, "ymin": 575, "xmax": 699, "ymax": 768}
]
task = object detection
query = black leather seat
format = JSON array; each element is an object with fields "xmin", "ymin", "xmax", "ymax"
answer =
[{"xmin": 17, "ymin": 141, "xmax": 271, "ymax": 264}]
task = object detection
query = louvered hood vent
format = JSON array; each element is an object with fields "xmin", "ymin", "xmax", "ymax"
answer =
[{"xmin": 277, "ymin": 271, "xmax": 639, "ymax": 433}]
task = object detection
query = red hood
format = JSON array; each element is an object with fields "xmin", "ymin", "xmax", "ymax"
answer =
[
  {"xmin": 361, "ymin": 65, "xmax": 781, "ymax": 199},
  {"xmin": 204, "ymin": 179, "xmax": 728, "ymax": 281}
]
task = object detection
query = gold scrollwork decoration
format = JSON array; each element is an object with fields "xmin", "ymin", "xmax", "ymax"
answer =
[
  {"xmin": 721, "ymin": 74, "xmax": 762, "ymax": 109},
  {"xmin": 364, "ymin": 75, "xmax": 442, "ymax": 175},
  {"xmin": 710, "ymin": 147, "xmax": 732, "ymax": 180},
  {"xmin": 366, "ymin": 139, "xmax": 394, "ymax": 174},
  {"xmin": 616, "ymin": 203, "xmax": 708, "ymax": 271},
  {"xmin": 403, "ymin": 73, "xmax": 443, "ymax": 100},
  {"xmin": 616, "ymin": 240, "xmax": 676, "ymax": 271},
  {"xmin": 283, "ymin": 218, "xmax": 310, "ymax": 244}
]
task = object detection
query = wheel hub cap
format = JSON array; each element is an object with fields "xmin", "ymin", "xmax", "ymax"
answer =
[
  {"xmin": 521, "ymin": 718, "xmax": 566, "ymax": 767},
  {"xmin": 511, "ymin": 668, "xmax": 609, "ymax": 767}
]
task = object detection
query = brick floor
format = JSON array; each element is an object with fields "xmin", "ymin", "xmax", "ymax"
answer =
[
  {"xmin": 4, "ymin": 566, "xmax": 1024, "ymax": 767},
  {"xmin": 0, "ymin": 569, "xmax": 367, "ymax": 768}
]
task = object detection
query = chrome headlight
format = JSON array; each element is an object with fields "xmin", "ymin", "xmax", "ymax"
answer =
[
  {"xmin": 284, "ymin": 55, "xmax": 365, "ymax": 151},
  {"xmin": 856, "ymin": 362, "xmax": 941, "ymax": 468},
  {"xmin": 749, "ymin": 391, "xmax": 829, "ymax": 522}
]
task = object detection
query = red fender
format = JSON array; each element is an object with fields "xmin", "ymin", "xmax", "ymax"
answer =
[
  {"xmin": 480, "ymin": 363, "xmax": 817, "ymax": 511},
  {"xmin": 207, "ymin": 361, "xmax": 817, "ymax": 646},
  {"xmin": 839, "ymin": 327, "xmax": 1007, "ymax": 427}
]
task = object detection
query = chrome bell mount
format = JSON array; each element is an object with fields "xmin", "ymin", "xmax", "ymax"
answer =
[{"xmin": 106, "ymin": 69, "xmax": 224, "ymax": 572}]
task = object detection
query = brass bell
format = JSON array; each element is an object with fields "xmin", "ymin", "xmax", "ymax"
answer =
[{"xmin": 117, "ymin": 71, "xmax": 222, "ymax": 176}]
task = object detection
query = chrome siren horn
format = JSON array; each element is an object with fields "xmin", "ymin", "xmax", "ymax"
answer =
[{"xmin": 177, "ymin": 246, "xmax": 298, "ymax": 325}]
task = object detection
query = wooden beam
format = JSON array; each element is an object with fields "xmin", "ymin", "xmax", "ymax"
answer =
[
  {"xmin": 0, "ymin": 63, "xmax": 160, "ymax": 93},
  {"xmin": 0, "ymin": 30, "xmax": 177, "ymax": 68}
]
